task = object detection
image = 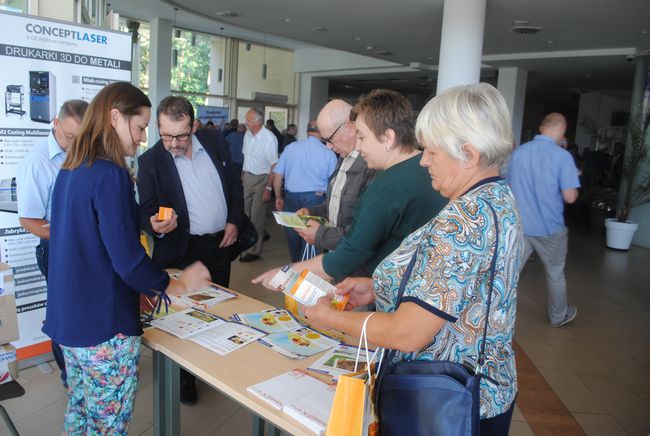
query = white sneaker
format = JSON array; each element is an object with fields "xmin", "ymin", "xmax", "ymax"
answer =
[{"xmin": 551, "ymin": 306, "xmax": 577, "ymax": 327}]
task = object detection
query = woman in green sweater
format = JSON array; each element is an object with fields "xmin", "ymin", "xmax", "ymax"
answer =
[{"xmin": 253, "ymin": 89, "xmax": 446, "ymax": 285}]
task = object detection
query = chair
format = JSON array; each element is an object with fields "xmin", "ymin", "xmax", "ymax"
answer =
[{"xmin": 0, "ymin": 381, "xmax": 25, "ymax": 436}]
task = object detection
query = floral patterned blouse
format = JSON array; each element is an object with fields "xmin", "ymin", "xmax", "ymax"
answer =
[{"xmin": 374, "ymin": 178, "xmax": 524, "ymax": 418}]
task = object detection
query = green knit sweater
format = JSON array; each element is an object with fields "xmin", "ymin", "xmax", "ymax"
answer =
[{"xmin": 322, "ymin": 153, "xmax": 447, "ymax": 281}]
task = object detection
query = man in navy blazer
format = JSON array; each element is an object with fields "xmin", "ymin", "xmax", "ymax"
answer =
[{"xmin": 137, "ymin": 96, "xmax": 244, "ymax": 404}]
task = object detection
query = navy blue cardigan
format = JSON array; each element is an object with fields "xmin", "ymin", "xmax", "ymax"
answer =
[{"xmin": 43, "ymin": 159, "xmax": 169, "ymax": 347}]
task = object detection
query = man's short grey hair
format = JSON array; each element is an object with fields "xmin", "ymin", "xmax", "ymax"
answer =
[
  {"xmin": 58, "ymin": 99, "xmax": 89, "ymax": 121},
  {"xmin": 248, "ymin": 108, "xmax": 264, "ymax": 123},
  {"xmin": 415, "ymin": 83, "xmax": 514, "ymax": 168}
]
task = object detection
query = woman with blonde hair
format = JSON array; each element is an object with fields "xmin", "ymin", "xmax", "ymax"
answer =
[
  {"xmin": 44, "ymin": 82, "xmax": 209, "ymax": 434},
  {"xmin": 275, "ymin": 83, "xmax": 524, "ymax": 435}
]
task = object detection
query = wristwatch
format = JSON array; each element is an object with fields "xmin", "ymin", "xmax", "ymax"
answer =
[{"xmin": 265, "ymin": 186, "xmax": 273, "ymax": 191}]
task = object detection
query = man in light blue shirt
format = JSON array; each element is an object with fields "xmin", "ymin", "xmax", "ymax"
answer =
[
  {"xmin": 16, "ymin": 99, "xmax": 89, "ymax": 387},
  {"xmin": 272, "ymin": 120, "xmax": 337, "ymax": 261},
  {"xmin": 508, "ymin": 113, "xmax": 580, "ymax": 327}
]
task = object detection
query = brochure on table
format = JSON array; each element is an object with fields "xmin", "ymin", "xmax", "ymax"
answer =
[
  {"xmin": 0, "ymin": 11, "xmax": 132, "ymax": 360},
  {"xmin": 170, "ymin": 284, "xmax": 237, "ymax": 309},
  {"xmin": 231, "ymin": 308, "xmax": 303, "ymax": 334},
  {"xmin": 308, "ymin": 343, "xmax": 373, "ymax": 380},
  {"xmin": 259, "ymin": 327, "xmax": 340, "ymax": 359},
  {"xmin": 189, "ymin": 321, "xmax": 265, "ymax": 356},
  {"xmin": 247, "ymin": 369, "xmax": 335, "ymax": 435}
]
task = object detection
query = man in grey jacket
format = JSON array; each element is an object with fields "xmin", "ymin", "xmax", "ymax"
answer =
[{"xmin": 296, "ymin": 100, "xmax": 377, "ymax": 252}]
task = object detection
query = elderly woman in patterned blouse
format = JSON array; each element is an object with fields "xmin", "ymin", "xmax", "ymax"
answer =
[{"xmin": 301, "ymin": 83, "xmax": 524, "ymax": 435}]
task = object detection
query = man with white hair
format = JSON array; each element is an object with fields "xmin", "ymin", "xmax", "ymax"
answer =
[
  {"xmin": 295, "ymin": 99, "xmax": 377, "ymax": 256},
  {"xmin": 508, "ymin": 113, "xmax": 580, "ymax": 327},
  {"xmin": 240, "ymin": 108, "xmax": 278, "ymax": 262}
]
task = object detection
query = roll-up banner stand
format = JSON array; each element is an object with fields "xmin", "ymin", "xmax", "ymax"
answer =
[{"xmin": 0, "ymin": 10, "xmax": 132, "ymax": 362}]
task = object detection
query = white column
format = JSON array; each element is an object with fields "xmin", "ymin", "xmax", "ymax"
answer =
[
  {"xmin": 207, "ymin": 37, "xmax": 225, "ymax": 107},
  {"xmin": 497, "ymin": 67, "xmax": 528, "ymax": 145},
  {"xmin": 436, "ymin": 0, "xmax": 486, "ymax": 93},
  {"xmin": 32, "ymin": 0, "xmax": 75, "ymax": 22},
  {"xmin": 147, "ymin": 18, "xmax": 172, "ymax": 145},
  {"xmin": 297, "ymin": 74, "xmax": 328, "ymax": 140},
  {"xmin": 223, "ymin": 38, "xmax": 239, "ymax": 118}
]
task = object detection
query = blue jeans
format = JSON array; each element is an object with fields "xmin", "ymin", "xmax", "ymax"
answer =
[
  {"xmin": 37, "ymin": 239, "xmax": 68, "ymax": 387},
  {"xmin": 283, "ymin": 191, "xmax": 325, "ymax": 262}
]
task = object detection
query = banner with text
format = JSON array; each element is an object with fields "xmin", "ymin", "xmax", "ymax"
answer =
[{"xmin": 0, "ymin": 11, "xmax": 132, "ymax": 359}]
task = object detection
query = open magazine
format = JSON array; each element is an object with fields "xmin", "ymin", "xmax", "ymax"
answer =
[
  {"xmin": 272, "ymin": 211, "xmax": 328, "ymax": 229},
  {"xmin": 170, "ymin": 284, "xmax": 237, "ymax": 309}
]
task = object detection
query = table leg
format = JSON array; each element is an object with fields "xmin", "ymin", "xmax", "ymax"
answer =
[
  {"xmin": 153, "ymin": 350, "xmax": 180, "ymax": 436},
  {"xmin": 252, "ymin": 416, "xmax": 281, "ymax": 436}
]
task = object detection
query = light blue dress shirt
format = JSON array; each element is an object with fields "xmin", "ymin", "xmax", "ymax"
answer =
[
  {"xmin": 273, "ymin": 136, "xmax": 337, "ymax": 192},
  {"xmin": 16, "ymin": 130, "xmax": 66, "ymax": 222},
  {"xmin": 173, "ymin": 135, "xmax": 228, "ymax": 235},
  {"xmin": 507, "ymin": 135, "xmax": 580, "ymax": 237}
]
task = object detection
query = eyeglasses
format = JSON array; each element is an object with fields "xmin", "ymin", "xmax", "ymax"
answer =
[
  {"xmin": 159, "ymin": 131, "xmax": 191, "ymax": 142},
  {"xmin": 321, "ymin": 121, "xmax": 346, "ymax": 145}
]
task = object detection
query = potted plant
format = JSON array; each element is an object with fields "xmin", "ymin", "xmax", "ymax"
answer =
[{"xmin": 605, "ymin": 112, "xmax": 650, "ymax": 250}]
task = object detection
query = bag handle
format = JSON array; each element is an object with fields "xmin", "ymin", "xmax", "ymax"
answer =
[
  {"xmin": 354, "ymin": 312, "xmax": 383, "ymax": 378},
  {"xmin": 392, "ymin": 198, "xmax": 500, "ymax": 373}
]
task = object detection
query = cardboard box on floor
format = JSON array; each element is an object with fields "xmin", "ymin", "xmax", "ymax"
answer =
[
  {"xmin": 0, "ymin": 344, "xmax": 17, "ymax": 384},
  {"xmin": 0, "ymin": 262, "xmax": 19, "ymax": 349}
]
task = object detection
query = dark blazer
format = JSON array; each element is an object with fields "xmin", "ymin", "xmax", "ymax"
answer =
[
  {"xmin": 310, "ymin": 154, "xmax": 377, "ymax": 251},
  {"xmin": 137, "ymin": 129, "xmax": 244, "ymax": 268}
]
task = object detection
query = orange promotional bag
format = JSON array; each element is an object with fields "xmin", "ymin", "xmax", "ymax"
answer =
[{"xmin": 325, "ymin": 313, "xmax": 383, "ymax": 436}]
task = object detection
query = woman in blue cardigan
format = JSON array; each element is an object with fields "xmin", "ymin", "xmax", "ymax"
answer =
[{"xmin": 44, "ymin": 81, "xmax": 210, "ymax": 435}]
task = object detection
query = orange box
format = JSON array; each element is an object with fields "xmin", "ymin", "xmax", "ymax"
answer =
[{"xmin": 158, "ymin": 207, "xmax": 173, "ymax": 221}]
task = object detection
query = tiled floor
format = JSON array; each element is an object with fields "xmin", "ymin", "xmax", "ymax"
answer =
[{"xmin": 0, "ymin": 223, "xmax": 648, "ymax": 435}]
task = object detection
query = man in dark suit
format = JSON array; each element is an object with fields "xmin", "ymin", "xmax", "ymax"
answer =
[{"xmin": 137, "ymin": 96, "xmax": 244, "ymax": 404}]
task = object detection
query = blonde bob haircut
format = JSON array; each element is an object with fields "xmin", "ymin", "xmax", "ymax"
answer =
[{"xmin": 415, "ymin": 83, "xmax": 513, "ymax": 169}]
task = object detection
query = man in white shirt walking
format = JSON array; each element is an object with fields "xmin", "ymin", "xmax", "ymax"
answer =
[{"xmin": 241, "ymin": 108, "xmax": 278, "ymax": 262}]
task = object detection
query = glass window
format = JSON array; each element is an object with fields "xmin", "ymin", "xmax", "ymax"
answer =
[
  {"xmin": 0, "ymin": 0, "xmax": 27, "ymax": 13},
  {"xmin": 118, "ymin": 18, "xmax": 150, "ymax": 92},
  {"xmin": 171, "ymin": 29, "xmax": 226, "ymax": 109},
  {"xmin": 237, "ymin": 42, "xmax": 295, "ymax": 104}
]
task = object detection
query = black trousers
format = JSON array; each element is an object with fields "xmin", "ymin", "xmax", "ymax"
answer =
[
  {"xmin": 176, "ymin": 232, "xmax": 232, "ymax": 385},
  {"xmin": 36, "ymin": 239, "xmax": 67, "ymax": 384}
]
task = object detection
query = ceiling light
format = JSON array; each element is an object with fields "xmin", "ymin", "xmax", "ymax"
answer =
[
  {"xmin": 281, "ymin": 18, "xmax": 293, "ymax": 23},
  {"xmin": 639, "ymin": 29, "xmax": 649, "ymax": 34},
  {"xmin": 354, "ymin": 36, "xmax": 363, "ymax": 41},
  {"xmin": 546, "ymin": 40, "xmax": 554, "ymax": 44},
  {"xmin": 312, "ymin": 26, "xmax": 330, "ymax": 32},
  {"xmin": 365, "ymin": 45, "xmax": 374, "ymax": 51},
  {"xmin": 215, "ymin": 11, "xmax": 239, "ymax": 18}
]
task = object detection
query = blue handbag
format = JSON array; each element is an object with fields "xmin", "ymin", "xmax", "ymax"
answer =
[{"xmin": 375, "ymin": 203, "xmax": 500, "ymax": 436}]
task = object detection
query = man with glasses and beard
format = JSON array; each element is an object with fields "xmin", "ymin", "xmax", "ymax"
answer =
[
  {"xmin": 137, "ymin": 96, "xmax": 244, "ymax": 405},
  {"xmin": 16, "ymin": 99, "xmax": 89, "ymax": 389}
]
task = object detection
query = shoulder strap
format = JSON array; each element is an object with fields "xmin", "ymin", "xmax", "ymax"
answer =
[{"xmin": 393, "ymin": 200, "xmax": 500, "ymax": 370}]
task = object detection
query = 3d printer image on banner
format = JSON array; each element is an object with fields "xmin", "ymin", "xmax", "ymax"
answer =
[{"xmin": 0, "ymin": 10, "xmax": 132, "ymax": 360}]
